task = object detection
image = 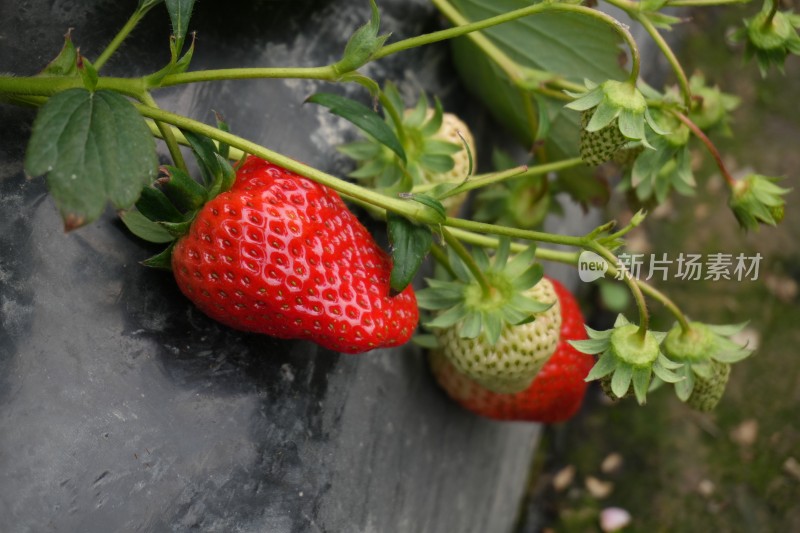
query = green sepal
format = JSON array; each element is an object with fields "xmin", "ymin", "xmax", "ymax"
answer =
[
  {"xmin": 182, "ymin": 129, "xmax": 222, "ymax": 186},
  {"xmin": 571, "ymin": 337, "xmax": 612, "ymax": 355},
  {"xmin": 160, "ymin": 165, "xmax": 208, "ymax": 212},
  {"xmin": 141, "ymin": 242, "xmax": 176, "ymax": 270},
  {"xmin": 136, "ymin": 186, "xmax": 184, "ymax": 223},
  {"xmin": 674, "ymin": 364, "xmax": 695, "ymax": 401},
  {"xmin": 307, "ymin": 92, "xmax": 406, "ymax": 164},
  {"xmin": 158, "ymin": 218, "xmax": 194, "ymax": 238},
  {"xmin": 611, "ymin": 362, "xmax": 634, "ymax": 399},
  {"xmin": 387, "ymin": 214, "xmax": 432, "ymax": 294},
  {"xmin": 412, "ymin": 334, "xmax": 439, "ymax": 349},
  {"xmin": 425, "ymin": 304, "xmax": 467, "ymax": 329},
  {"xmin": 119, "ymin": 209, "xmax": 175, "ymax": 244},
  {"xmin": 631, "ymin": 367, "xmax": 652, "ymax": 405},
  {"xmin": 38, "ymin": 30, "xmax": 78, "ymax": 77},
  {"xmin": 729, "ymin": 174, "xmax": 790, "ymax": 231},
  {"xmin": 335, "ymin": 0, "xmax": 390, "ymax": 74},
  {"xmin": 214, "ymin": 111, "xmax": 231, "ymax": 161},
  {"xmin": 402, "ymin": 194, "xmax": 447, "ymax": 224},
  {"xmin": 584, "ymin": 350, "xmax": 618, "ymax": 381},
  {"xmin": 76, "ymin": 52, "xmax": 99, "ymax": 91}
]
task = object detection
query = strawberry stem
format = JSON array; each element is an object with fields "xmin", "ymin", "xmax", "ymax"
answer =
[
  {"xmin": 138, "ymin": 91, "xmax": 188, "ymax": 174},
  {"xmin": 591, "ymin": 244, "xmax": 650, "ymax": 340},
  {"xmin": 442, "ymin": 228, "xmax": 493, "ymax": 297},
  {"xmin": 673, "ymin": 111, "xmax": 736, "ymax": 188},
  {"xmin": 633, "ymin": 12, "xmax": 693, "ymax": 109},
  {"xmin": 93, "ymin": 4, "xmax": 155, "ymax": 71}
]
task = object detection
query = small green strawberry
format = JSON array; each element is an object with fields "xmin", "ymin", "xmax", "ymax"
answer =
[
  {"xmin": 729, "ymin": 174, "xmax": 790, "ymax": 231},
  {"xmin": 686, "ymin": 359, "xmax": 731, "ymax": 412},
  {"xmin": 566, "ymin": 80, "xmax": 665, "ymax": 166},
  {"xmin": 662, "ymin": 321, "xmax": 753, "ymax": 412},
  {"xmin": 579, "ymin": 108, "xmax": 629, "ymax": 166},
  {"xmin": 339, "ymin": 84, "xmax": 475, "ymax": 215},
  {"xmin": 731, "ymin": 0, "xmax": 800, "ymax": 76},
  {"xmin": 417, "ymin": 239, "xmax": 556, "ymax": 394},
  {"xmin": 572, "ymin": 314, "xmax": 683, "ymax": 405}
]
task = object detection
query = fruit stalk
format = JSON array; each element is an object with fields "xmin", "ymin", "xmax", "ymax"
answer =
[{"xmin": 673, "ymin": 111, "xmax": 736, "ymax": 187}]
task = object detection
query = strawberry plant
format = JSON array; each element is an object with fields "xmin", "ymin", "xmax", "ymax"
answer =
[{"xmin": 1, "ymin": 0, "xmax": 794, "ymax": 420}]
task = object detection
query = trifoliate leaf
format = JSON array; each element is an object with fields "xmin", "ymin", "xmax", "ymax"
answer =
[{"xmin": 25, "ymin": 89, "xmax": 158, "ymax": 230}]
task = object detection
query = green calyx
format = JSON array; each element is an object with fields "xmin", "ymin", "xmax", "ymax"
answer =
[
  {"xmin": 729, "ymin": 174, "xmax": 790, "ymax": 231},
  {"xmin": 688, "ymin": 72, "xmax": 740, "ymax": 133},
  {"xmin": 663, "ymin": 321, "xmax": 753, "ymax": 410},
  {"xmin": 566, "ymin": 79, "xmax": 664, "ymax": 149},
  {"xmin": 417, "ymin": 238, "xmax": 552, "ymax": 345},
  {"xmin": 339, "ymin": 83, "xmax": 470, "ymax": 210},
  {"xmin": 119, "ymin": 125, "xmax": 239, "ymax": 268},
  {"xmin": 571, "ymin": 314, "xmax": 683, "ymax": 405},
  {"xmin": 734, "ymin": 0, "xmax": 800, "ymax": 75}
]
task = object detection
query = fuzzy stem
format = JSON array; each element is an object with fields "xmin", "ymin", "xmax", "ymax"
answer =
[
  {"xmin": 673, "ymin": 111, "xmax": 736, "ymax": 188},
  {"xmin": 438, "ymin": 158, "xmax": 585, "ymax": 199},
  {"xmin": 763, "ymin": 0, "xmax": 780, "ymax": 28},
  {"xmin": 94, "ymin": 6, "xmax": 151, "ymax": 71},
  {"xmin": 634, "ymin": 13, "xmax": 692, "ymax": 109},
  {"xmin": 138, "ymin": 91, "xmax": 188, "ymax": 173},
  {"xmin": 592, "ymin": 244, "xmax": 650, "ymax": 340},
  {"xmin": 157, "ymin": 66, "xmax": 340, "ymax": 87},
  {"xmin": 442, "ymin": 228, "xmax": 493, "ymax": 296}
]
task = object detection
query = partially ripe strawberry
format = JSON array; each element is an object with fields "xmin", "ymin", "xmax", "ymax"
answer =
[
  {"xmin": 171, "ymin": 156, "xmax": 418, "ymax": 354},
  {"xmin": 430, "ymin": 278, "xmax": 593, "ymax": 423},
  {"xmin": 433, "ymin": 277, "xmax": 561, "ymax": 393}
]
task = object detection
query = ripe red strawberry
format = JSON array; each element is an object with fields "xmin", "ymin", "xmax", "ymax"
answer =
[
  {"xmin": 429, "ymin": 278, "xmax": 593, "ymax": 423},
  {"xmin": 171, "ymin": 156, "xmax": 418, "ymax": 354}
]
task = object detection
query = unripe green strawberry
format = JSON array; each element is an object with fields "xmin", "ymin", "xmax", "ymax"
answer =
[
  {"xmin": 434, "ymin": 277, "xmax": 561, "ymax": 394},
  {"xmin": 662, "ymin": 321, "xmax": 752, "ymax": 412},
  {"xmin": 580, "ymin": 109, "xmax": 628, "ymax": 166},
  {"xmin": 171, "ymin": 156, "xmax": 418, "ymax": 354},
  {"xmin": 430, "ymin": 278, "xmax": 593, "ymax": 422},
  {"xmin": 686, "ymin": 359, "xmax": 731, "ymax": 412},
  {"xmin": 340, "ymin": 88, "xmax": 474, "ymax": 215}
]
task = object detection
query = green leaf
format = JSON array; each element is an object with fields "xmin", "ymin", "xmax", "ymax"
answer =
[
  {"xmin": 25, "ymin": 89, "xmax": 158, "ymax": 230},
  {"xmin": 214, "ymin": 111, "xmax": 230, "ymax": 160},
  {"xmin": 120, "ymin": 210, "xmax": 175, "ymax": 244},
  {"xmin": 387, "ymin": 214, "xmax": 433, "ymax": 293},
  {"xmin": 448, "ymin": 0, "xmax": 626, "ymax": 203},
  {"xmin": 165, "ymin": 0, "xmax": 195, "ymax": 55},
  {"xmin": 38, "ymin": 30, "xmax": 78, "ymax": 77},
  {"xmin": 307, "ymin": 92, "xmax": 406, "ymax": 163},
  {"xmin": 405, "ymin": 194, "xmax": 447, "ymax": 224}
]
